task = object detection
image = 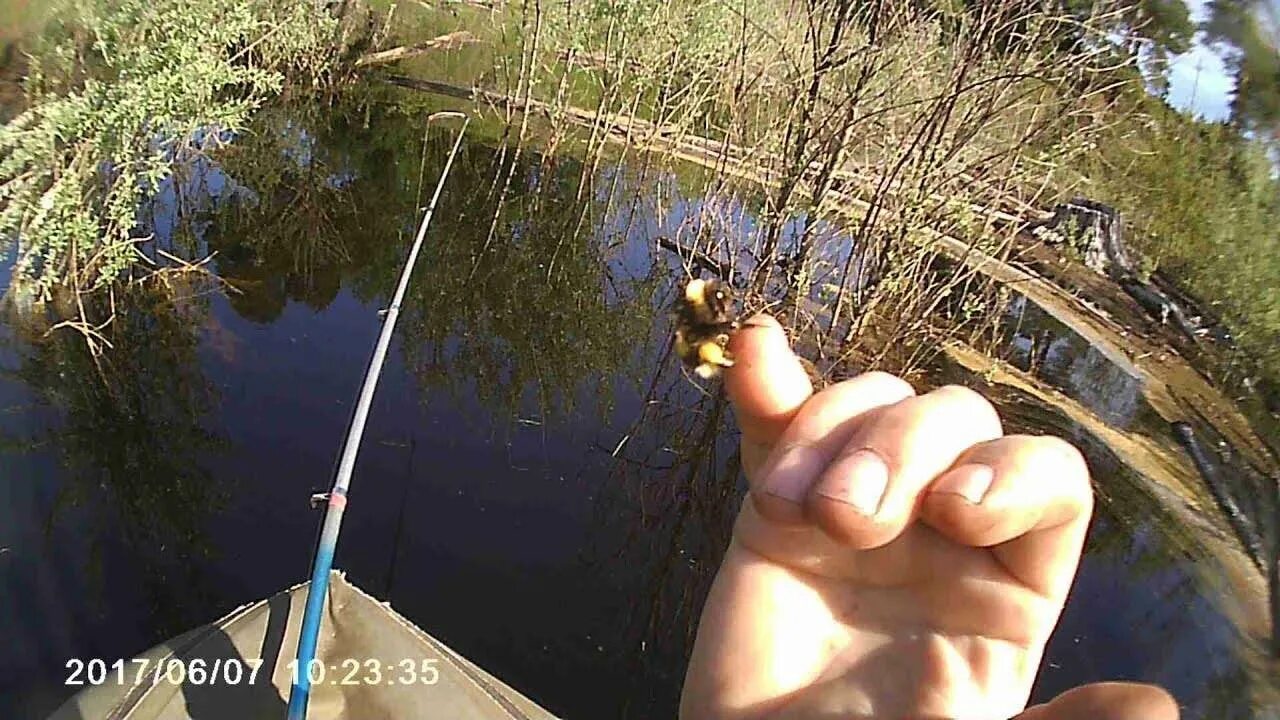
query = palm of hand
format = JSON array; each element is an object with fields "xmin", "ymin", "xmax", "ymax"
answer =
[
  {"xmin": 679, "ymin": 318, "xmax": 1093, "ymax": 720},
  {"xmin": 712, "ymin": 503, "xmax": 1057, "ymax": 719}
]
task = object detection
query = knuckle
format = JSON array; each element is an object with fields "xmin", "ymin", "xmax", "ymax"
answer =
[
  {"xmin": 838, "ymin": 371, "xmax": 916, "ymax": 405},
  {"xmin": 1037, "ymin": 435, "xmax": 1088, "ymax": 475},
  {"xmin": 1031, "ymin": 436, "xmax": 1093, "ymax": 509},
  {"xmin": 933, "ymin": 383, "xmax": 988, "ymax": 406},
  {"xmin": 858, "ymin": 370, "xmax": 916, "ymax": 396},
  {"xmin": 932, "ymin": 383, "xmax": 986, "ymax": 405},
  {"xmin": 932, "ymin": 384, "xmax": 1001, "ymax": 429}
]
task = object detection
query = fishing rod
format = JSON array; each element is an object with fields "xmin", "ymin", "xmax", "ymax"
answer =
[{"xmin": 286, "ymin": 112, "xmax": 469, "ymax": 720}]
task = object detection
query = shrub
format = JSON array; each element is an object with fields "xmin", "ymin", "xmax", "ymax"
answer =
[{"xmin": 0, "ymin": 0, "xmax": 348, "ymax": 301}]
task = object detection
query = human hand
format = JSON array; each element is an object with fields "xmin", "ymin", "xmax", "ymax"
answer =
[{"xmin": 680, "ymin": 316, "xmax": 1177, "ymax": 720}]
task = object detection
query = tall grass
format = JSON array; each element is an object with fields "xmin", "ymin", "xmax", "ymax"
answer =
[
  {"xmin": 491, "ymin": 0, "xmax": 1128, "ymax": 378},
  {"xmin": 473, "ymin": 0, "xmax": 1277, "ymax": 385}
]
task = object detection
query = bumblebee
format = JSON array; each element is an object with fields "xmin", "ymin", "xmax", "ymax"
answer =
[{"xmin": 674, "ymin": 278, "xmax": 739, "ymax": 379}]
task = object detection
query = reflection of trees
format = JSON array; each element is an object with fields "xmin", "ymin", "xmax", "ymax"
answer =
[
  {"xmin": 208, "ymin": 83, "xmax": 461, "ymax": 322},
  {"xmin": 392, "ymin": 141, "xmax": 656, "ymax": 420},
  {"xmin": 207, "ymin": 84, "xmax": 658, "ymax": 422},
  {"xmin": 209, "ymin": 100, "xmax": 372, "ymax": 322},
  {"xmin": 576, "ymin": 340, "xmax": 744, "ymax": 716},
  {"xmin": 1, "ymin": 278, "xmax": 224, "ymax": 633}
]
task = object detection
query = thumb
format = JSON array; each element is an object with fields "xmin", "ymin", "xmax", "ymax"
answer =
[
  {"xmin": 724, "ymin": 314, "xmax": 813, "ymax": 447},
  {"xmin": 1013, "ymin": 682, "xmax": 1179, "ymax": 720}
]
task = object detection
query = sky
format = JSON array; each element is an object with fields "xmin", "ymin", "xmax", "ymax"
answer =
[
  {"xmin": 1163, "ymin": 0, "xmax": 1280, "ymax": 121},
  {"xmin": 1165, "ymin": 0, "xmax": 1238, "ymax": 121}
]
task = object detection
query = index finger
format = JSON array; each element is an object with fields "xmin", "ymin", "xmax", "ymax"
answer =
[
  {"xmin": 724, "ymin": 314, "xmax": 813, "ymax": 446},
  {"xmin": 921, "ymin": 435, "xmax": 1094, "ymax": 599}
]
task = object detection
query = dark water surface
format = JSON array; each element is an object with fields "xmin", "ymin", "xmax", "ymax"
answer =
[{"xmin": 0, "ymin": 87, "xmax": 1270, "ymax": 719}]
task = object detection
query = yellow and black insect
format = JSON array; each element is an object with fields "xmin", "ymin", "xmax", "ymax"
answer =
[{"xmin": 674, "ymin": 278, "xmax": 740, "ymax": 379}]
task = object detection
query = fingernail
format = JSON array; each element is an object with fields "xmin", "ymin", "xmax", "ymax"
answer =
[
  {"xmin": 815, "ymin": 448, "xmax": 889, "ymax": 516},
  {"xmin": 931, "ymin": 464, "xmax": 995, "ymax": 504},
  {"xmin": 762, "ymin": 445, "xmax": 824, "ymax": 503}
]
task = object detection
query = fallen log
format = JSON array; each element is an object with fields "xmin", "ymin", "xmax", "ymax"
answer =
[
  {"xmin": 1121, "ymin": 278, "xmax": 1202, "ymax": 343},
  {"xmin": 1173, "ymin": 421, "xmax": 1267, "ymax": 571},
  {"xmin": 355, "ymin": 31, "xmax": 477, "ymax": 68}
]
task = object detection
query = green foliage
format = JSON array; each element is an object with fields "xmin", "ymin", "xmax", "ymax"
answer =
[
  {"xmin": 549, "ymin": 0, "xmax": 743, "ymax": 67},
  {"xmin": 953, "ymin": 0, "xmax": 1193, "ymax": 55},
  {"xmin": 0, "ymin": 0, "xmax": 347, "ymax": 300},
  {"xmin": 539, "ymin": 0, "xmax": 779, "ymax": 120},
  {"xmin": 0, "ymin": 0, "xmax": 50, "ymax": 43},
  {"xmin": 1133, "ymin": 0, "xmax": 1195, "ymax": 54}
]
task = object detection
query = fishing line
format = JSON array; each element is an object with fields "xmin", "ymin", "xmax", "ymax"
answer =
[{"xmin": 286, "ymin": 111, "xmax": 469, "ymax": 720}]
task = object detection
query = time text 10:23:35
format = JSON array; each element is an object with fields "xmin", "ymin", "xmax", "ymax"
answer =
[{"xmin": 65, "ymin": 657, "xmax": 443, "ymax": 687}]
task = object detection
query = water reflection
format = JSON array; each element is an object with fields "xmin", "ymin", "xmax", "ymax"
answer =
[
  {"xmin": 4, "ymin": 282, "xmax": 222, "ymax": 564},
  {"xmin": 0, "ymin": 80, "xmax": 1275, "ymax": 720},
  {"xmin": 580, "ymin": 366, "xmax": 744, "ymax": 711},
  {"xmin": 0, "ymin": 277, "xmax": 226, "ymax": 714},
  {"xmin": 204, "ymin": 88, "xmax": 666, "ymax": 422},
  {"xmin": 1000, "ymin": 292, "xmax": 1278, "ymax": 585},
  {"xmin": 208, "ymin": 101, "xmax": 397, "ymax": 322},
  {"xmin": 1002, "ymin": 294, "xmax": 1153, "ymax": 428}
]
